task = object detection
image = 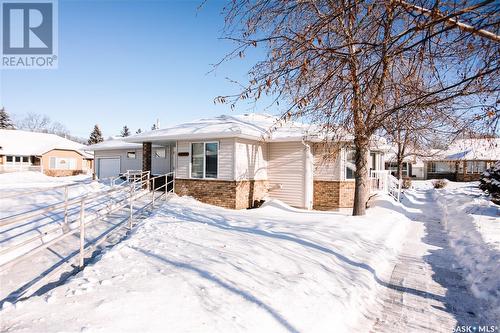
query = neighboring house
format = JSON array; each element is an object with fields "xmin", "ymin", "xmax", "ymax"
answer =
[
  {"xmin": 0, "ymin": 129, "xmax": 94, "ymax": 176},
  {"xmin": 88, "ymin": 114, "xmax": 387, "ymax": 210},
  {"xmin": 87, "ymin": 139, "xmax": 172, "ymax": 179},
  {"xmin": 424, "ymin": 138, "xmax": 499, "ymax": 181},
  {"xmin": 384, "ymin": 146, "xmax": 425, "ymax": 179}
]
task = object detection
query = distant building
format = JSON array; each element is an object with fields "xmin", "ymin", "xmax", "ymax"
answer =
[
  {"xmin": 384, "ymin": 146, "xmax": 425, "ymax": 179},
  {"xmin": 424, "ymin": 138, "xmax": 499, "ymax": 181},
  {"xmin": 0, "ymin": 129, "xmax": 94, "ymax": 176}
]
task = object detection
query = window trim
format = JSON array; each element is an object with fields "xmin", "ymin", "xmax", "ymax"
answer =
[
  {"xmin": 189, "ymin": 141, "xmax": 219, "ymax": 179},
  {"xmin": 126, "ymin": 151, "xmax": 137, "ymax": 159}
]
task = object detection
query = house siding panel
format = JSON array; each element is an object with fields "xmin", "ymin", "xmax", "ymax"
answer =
[
  {"xmin": 268, "ymin": 142, "xmax": 306, "ymax": 208},
  {"xmin": 235, "ymin": 139, "xmax": 268, "ymax": 180}
]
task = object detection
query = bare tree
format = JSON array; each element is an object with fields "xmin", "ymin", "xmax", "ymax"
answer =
[
  {"xmin": 215, "ymin": 0, "xmax": 499, "ymax": 215},
  {"xmin": 16, "ymin": 112, "xmax": 70, "ymax": 137}
]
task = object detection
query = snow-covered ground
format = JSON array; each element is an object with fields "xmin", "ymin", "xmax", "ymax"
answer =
[
  {"xmin": 431, "ymin": 181, "xmax": 500, "ymax": 317},
  {"xmin": 0, "ymin": 195, "xmax": 411, "ymax": 332},
  {"xmin": 1, "ymin": 177, "xmax": 498, "ymax": 332}
]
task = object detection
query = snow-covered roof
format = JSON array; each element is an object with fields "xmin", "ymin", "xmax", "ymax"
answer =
[
  {"xmin": 0, "ymin": 129, "xmax": 93, "ymax": 158},
  {"xmin": 431, "ymin": 138, "xmax": 500, "ymax": 161},
  {"xmin": 125, "ymin": 114, "xmax": 331, "ymax": 143},
  {"xmin": 86, "ymin": 139, "xmax": 143, "ymax": 151}
]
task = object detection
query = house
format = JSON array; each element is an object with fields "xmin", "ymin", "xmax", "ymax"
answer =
[
  {"xmin": 88, "ymin": 114, "xmax": 387, "ymax": 210},
  {"xmin": 384, "ymin": 146, "xmax": 425, "ymax": 179},
  {"xmin": 88, "ymin": 139, "xmax": 172, "ymax": 179},
  {"xmin": 0, "ymin": 129, "xmax": 94, "ymax": 176},
  {"xmin": 424, "ymin": 138, "xmax": 499, "ymax": 181}
]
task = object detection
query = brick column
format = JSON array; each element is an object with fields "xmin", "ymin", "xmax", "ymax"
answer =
[{"xmin": 142, "ymin": 142, "xmax": 152, "ymax": 173}]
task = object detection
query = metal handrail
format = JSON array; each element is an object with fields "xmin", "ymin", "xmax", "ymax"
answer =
[{"xmin": 0, "ymin": 171, "xmax": 174, "ymax": 277}]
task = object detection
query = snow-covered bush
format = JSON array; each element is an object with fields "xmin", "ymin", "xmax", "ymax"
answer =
[
  {"xmin": 479, "ymin": 161, "xmax": 500, "ymax": 204},
  {"xmin": 402, "ymin": 177, "xmax": 412, "ymax": 189},
  {"xmin": 432, "ymin": 179, "xmax": 447, "ymax": 189}
]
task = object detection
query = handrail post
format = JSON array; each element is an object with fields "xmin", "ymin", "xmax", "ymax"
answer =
[
  {"xmin": 129, "ymin": 185, "xmax": 134, "ymax": 229},
  {"xmin": 63, "ymin": 186, "xmax": 69, "ymax": 231},
  {"xmin": 79, "ymin": 199, "xmax": 85, "ymax": 268},
  {"xmin": 152, "ymin": 177, "xmax": 155, "ymax": 209}
]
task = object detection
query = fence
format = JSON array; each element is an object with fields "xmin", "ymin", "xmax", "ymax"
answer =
[
  {"xmin": 370, "ymin": 170, "xmax": 402, "ymax": 201},
  {"xmin": 0, "ymin": 170, "xmax": 175, "ymax": 299}
]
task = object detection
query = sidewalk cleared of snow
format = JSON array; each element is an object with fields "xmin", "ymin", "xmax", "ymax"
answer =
[
  {"xmin": 1, "ymin": 195, "xmax": 410, "ymax": 333},
  {"xmin": 432, "ymin": 182, "xmax": 500, "ymax": 318}
]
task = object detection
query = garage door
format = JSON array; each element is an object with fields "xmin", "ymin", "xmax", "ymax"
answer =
[{"xmin": 98, "ymin": 158, "xmax": 120, "ymax": 179}]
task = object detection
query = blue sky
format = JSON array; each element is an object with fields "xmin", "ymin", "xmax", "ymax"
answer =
[{"xmin": 0, "ymin": 0, "xmax": 273, "ymax": 138}]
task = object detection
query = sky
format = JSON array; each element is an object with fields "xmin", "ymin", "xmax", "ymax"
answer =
[{"xmin": 0, "ymin": 0, "xmax": 274, "ymax": 139}]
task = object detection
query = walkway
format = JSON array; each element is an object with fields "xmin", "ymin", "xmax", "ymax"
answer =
[
  {"xmin": 0, "ymin": 188, "xmax": 163, "ymax": 305},
  {"xmin": 371, "ymin": 188, "xmax": 493, "ymax": 332}
]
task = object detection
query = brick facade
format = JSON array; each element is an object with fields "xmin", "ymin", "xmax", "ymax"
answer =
[
  {"xmin": 175, "ymin": 179, "xmax": 268, "ymax": 209},
  {"xmin": 313, "ymin": 180, "xmax": 355, "ymax": 210},
  {"xmin": 456, "ymin": 173, "xmax": 482, "ymax": 182}
]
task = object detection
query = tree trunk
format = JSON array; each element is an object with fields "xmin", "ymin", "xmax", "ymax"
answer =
[
  {"xmin": 352, "ymin": 137, "xmax": 370, "ymax": 216},
  {"xmin": 396, "ymin": 158, "xmax": 404, "ymax": 180}
]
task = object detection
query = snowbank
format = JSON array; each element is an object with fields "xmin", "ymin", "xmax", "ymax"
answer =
[
  {"xmin": 0, "ymin": 195, "xmax": 410, "ymax": 333},
  {"xmin": 432, "ymin": 182, "xmax": 500, "ymax": 317}
]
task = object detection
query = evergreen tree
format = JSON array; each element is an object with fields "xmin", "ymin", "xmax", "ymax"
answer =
[
  {"xmin": 151, "ymin": 123, "xmax": 158, "ymax": 130},
  {"xmin": 0, "ymin": 107, "xmax": 15, "ymax": 129},
  {"xmin": 479, "ymin": 161, "xmax": 500, "ymax": 204},
  {"xmin": 88, "ymin": 125, "xmax": 104, "ymax": 145},
  {"xmin": 136, "ymin": 128, "xmax": 142, "ymax": 134},
  {"xmin": 121, "ymin": 125, "xmax": 130, "ymax": 137}
]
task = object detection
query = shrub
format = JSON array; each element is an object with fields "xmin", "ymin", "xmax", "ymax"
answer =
[
  {"xmin": 432, "ymin": 179, "xmax": 447, "ymax": 189},
  {"xmin": 479, "ymin": 161, "xmax": 500, "ymax": 204},
  {"xmin": 402, "ymin": 177, "xmax": 412, "ymax": 189}
]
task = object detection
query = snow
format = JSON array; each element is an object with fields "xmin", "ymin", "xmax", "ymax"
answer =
[
  {"xmin": 431, "ymin": 182, "xmax": 500, "ymax": 317},
  {"xmin": 433, "ymin": 138, "xmax": 500, "ymax": 161},
  {"xmin": 0, "ymin": 195, "xmax": 411, "ymax": 332},
  {"xmin": 0, "ymin": 171, "xmax": 90, "ymax": 189},
  {"xmin": 0, "ymin": 129, "xmax": 92, "ymax": 158},
  {"xmin": 86, "ymin": 139, "xmax": 142, "ymax": 151},
  {"xmin": 125, "ymin": 113, "xmax": 318, "ymax": 143}
]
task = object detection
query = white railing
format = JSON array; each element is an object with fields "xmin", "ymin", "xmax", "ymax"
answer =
[
  {"xmin": 0, "ymin": 165, "xmax": 43, "ymax": 173},
  {"xmin": 0, "ymin": 170, "xmax": 175, "ymax": 299},
  {"xmin": 370, "ymin": 170, "xmax": 402, "ymax": 201}
]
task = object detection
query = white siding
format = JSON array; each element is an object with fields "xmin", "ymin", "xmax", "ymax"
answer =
[
  {"xmin": 312, "ymin": 144, "xmax": 342, "ymax": 181},
  {"xmin": 268, "ymin": 142, "xmax": 307, "ymax": 208},
  {"xmin": 94, "ymin": 149, "xmax": 142, "ymax": 174},
  {"xmin": 218, "ymin": 139, "xmax": 234, "ymax": 180},
  {"xmin": 235, "ymin": 139, "xmax": 268, "ymax": 180},
  {"xmin": 152, "ymin": 146, "xmax": 171, "ymax": 175},
  {"xmin": 175, "ymin": 141, "xmax": 190, "ymax": 178},
  {"xmin": 176, "ymin": 139, "xmax": 234, "ymax": 180}
]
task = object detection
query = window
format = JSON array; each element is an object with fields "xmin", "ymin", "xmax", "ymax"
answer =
[
  {"xmin": 429, "ymin": 161, "xmax": 454, "ymax": 173},
  {"xmin": 22, "ymin": 156, "xmax": 29, "ymax": 163},
  {"xmin": 467, "ymin": 161, "xmax": 487, "ymax": 174},
  {"xmin": 191, "ymin": 142, "xmax": 218, "ymax": 179},
  {"xmin": 50, "ymin": 157, "xmax": 56, "ymax": 169},
  {"xmin": 6, "ymin": 156, "xmax": 13, "ymax": 163},
  {"xmin": 127, "ymin": 151, "xmax": 136, "ymax": 159},
  {"xmin": 345, "ymin": 150, "xmax": 356, "ymax": 179},
  {"xmin": 49, "ymin": 157, "xmax": 76, "ymax": 170},
  {"xmin": 15, "ymin": 156, "xmax": 21, "ymax": 163},
  {"xmin": 153, "ymin": 148, "xmax": 166, "ymax": 158},
  {"xmin": 370, "ymin": 152, "xmax": 376, "ymax": 172}
]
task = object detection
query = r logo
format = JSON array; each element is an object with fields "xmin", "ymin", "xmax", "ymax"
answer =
[{"xmin": 2, "ymin": 2, "xmax": 53, "ymax": 54}]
